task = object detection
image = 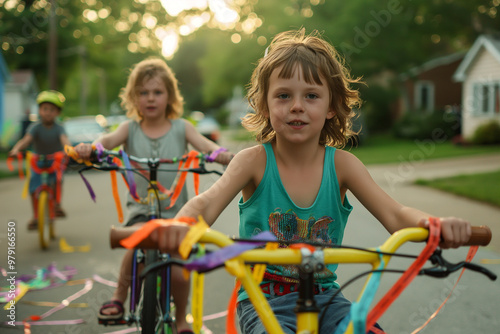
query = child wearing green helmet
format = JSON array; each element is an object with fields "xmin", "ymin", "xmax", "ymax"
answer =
[{"xmin": 9, "ymin": 90, "xmax": 72, "ymax": 230}]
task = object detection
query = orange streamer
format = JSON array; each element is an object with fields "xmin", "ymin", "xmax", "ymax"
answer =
[
  {"xmin": 110, "ymin": 170, "xmax": 124, "ymax": 223},
  {"xmin": 226, "ymin": 280, "xmax": 241, "ymax": 334}
]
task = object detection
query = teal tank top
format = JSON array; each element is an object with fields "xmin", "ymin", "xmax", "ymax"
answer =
[{"xmin": 238, "ymin": 143, "xmax": 352, "ymax": 299}]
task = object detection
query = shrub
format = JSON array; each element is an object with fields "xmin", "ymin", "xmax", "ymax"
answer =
[
  {"xmin": 392, "ymin": 110, "xmax": 460, "ymax": 140},
  {"xmin": 471, "ymin": 121, "xmax": 500, "ymax": 145},
  {"xmin": 359, "ymin": 85, "xmax": 397, "ymax": 134}
]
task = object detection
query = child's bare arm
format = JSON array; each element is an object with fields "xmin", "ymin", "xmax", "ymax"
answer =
[
  {"xmin": 175, "ymin": 146, "xmax": 259, "ymax": 225},
  {"xmin": 9, "ymin": 133, "xmax": 33, "ymax": 156},
  {"xmin": 60, "ymin": 133, "xmax": 72, "ymax": 148},
  {"xmin": 336, "ymin": 150, "xmax": 471, "ymax": 248},
  {"xmin": 74, "ymin": 121, "xmax": 130, "ymax": 159},
  {"xmin": 183, "ymin": 120, "xmax": 233, "ymax": 165}
]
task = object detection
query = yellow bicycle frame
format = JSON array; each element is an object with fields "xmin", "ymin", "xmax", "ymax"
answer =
[{"xmin": 195, "ymin": 227, "xmax": 429, "ymax": 334}]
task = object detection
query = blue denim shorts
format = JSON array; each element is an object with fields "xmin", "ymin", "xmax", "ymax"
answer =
[
  {"xmin": 29, "ymin": 160, "xmax": 58, "ymax": 194},
  {"xmin": 237, "ymin": 287, "xmax": 351, "ymax": 334},
  {"xmin": 237, "ymin": 287, "xmax": 383, "ymax": 334}
]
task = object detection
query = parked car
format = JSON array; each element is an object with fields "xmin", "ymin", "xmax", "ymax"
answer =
[
  {"xmin": 106, "ymin": 115, "xmax": 129, "ymax": 131},
  {"xmin": 63, "ymin": 115, "xmax": 107, "ymax": 146},
  {"xmin": 196, "ymin": 116, "xmax": 220, "ymax": 143}
]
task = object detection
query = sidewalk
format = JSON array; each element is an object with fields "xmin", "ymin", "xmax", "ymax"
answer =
[{"xmin": 366, "ymin": 153, "xmax": 500, "ymax": 253}]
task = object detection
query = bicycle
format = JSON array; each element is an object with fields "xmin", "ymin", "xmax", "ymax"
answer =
[
  {"xmin": 65, "ymin": 144, "xmax": 224, "ymax": 334},
  {"xmin": 7, "ymin": 151, "xmax": 68, "ymax": 249},
  {"xmin": 108, "ymin": 217, "xmax": 496, "ymax": 334}
]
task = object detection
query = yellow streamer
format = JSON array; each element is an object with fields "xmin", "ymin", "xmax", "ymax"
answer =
[
  {"xmin": 59, "ymin": 238, "xmax": 91, "ymax": 253},
  {"xmin": 252, "ymin": 242, "xmax": 278, "ymax": 284},
  {"xmin": 3, "ymin": 283, "xmax": 29, "ymax": 310},
  {"xmin": 192, "ymin": 271, "xmax": 205, "ymax": 334},
  {"xmin": 21, "ymin": 152, "xmax": 31, "ymax": 199},
  {"xmin": 179, "ymin": 216, "xmax": 209, "ymax": 259}
]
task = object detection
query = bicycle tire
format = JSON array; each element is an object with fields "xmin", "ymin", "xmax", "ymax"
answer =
[
  {"xmin": 38, "ymin": 190, "xmax": 52, "ymax": 249},
  {"xmin": 141, "ymin": 249, "xmax": 163, "ymax": 333}
]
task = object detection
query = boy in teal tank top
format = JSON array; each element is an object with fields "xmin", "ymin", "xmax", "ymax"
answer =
[{"xmin": 148, "ymin": 30, "xmax": 474, "ymax": 334}]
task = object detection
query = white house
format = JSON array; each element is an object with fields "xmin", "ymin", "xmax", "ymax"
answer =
[
  {"xmin": 4, "ymin": 69, "xmax": 39, "ymax": 145},
  {"xmin": 453, "ymin": 34, "xmax": 500, "ymax": 139}
]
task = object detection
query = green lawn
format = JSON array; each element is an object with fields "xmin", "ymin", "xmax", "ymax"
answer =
[
  {"xmin": 347, "ymin": 134, "xmax": 500, "ymax": 165},
  {"xmin": 415, "ymin": 170, "xmax": 500, "ymax": 208}
]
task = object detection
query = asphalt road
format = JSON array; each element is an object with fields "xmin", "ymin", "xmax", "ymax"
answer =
[{"xmin": 1, "ymin": 146, "xmax": 499, "ymax": 334}]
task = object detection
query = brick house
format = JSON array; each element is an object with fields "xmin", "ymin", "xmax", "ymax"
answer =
[
  {"xmin": 453, "ymin": 34, "xmax": 500, "ymax": 139},
  {"xmin": 397, "ymin": 52, "xmax": 465, "ymax": 117}
]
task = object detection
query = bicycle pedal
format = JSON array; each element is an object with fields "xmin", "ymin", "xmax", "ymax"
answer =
[{"xmin": 98, "ymin": 318, "xmax": 128, "ymax": 326}]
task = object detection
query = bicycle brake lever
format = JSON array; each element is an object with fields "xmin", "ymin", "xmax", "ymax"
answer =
[
  {"xmin": 462, "ymin": 262, "xmax": 497, "ymax": 281},
  {"xmin": 421, "ymin": 249, "xmax": 497, "ymax": 281},
  {"xmin": 188, "ymin": 167, "xmax": 222, "ymax": 176}
]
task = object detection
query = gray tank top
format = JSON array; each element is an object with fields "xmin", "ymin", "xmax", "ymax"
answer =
[{"xmin": 124, "ymin": 119, "xmax": 188, "ymax": 222}]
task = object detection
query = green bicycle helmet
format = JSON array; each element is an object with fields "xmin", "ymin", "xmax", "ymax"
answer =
[{"xmin": 36, "ymin": 90, "xmax": 65, "ymax": 109}]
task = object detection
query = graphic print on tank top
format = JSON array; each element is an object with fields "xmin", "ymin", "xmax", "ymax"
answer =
[{"xmin": 266, "ymin": 209, "xmax": 338, "ymax": 282}]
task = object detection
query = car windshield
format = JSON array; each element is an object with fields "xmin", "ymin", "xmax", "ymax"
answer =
[{"xmin": 64, "ymin": 121, "xmax": 103, "ymax": 134}]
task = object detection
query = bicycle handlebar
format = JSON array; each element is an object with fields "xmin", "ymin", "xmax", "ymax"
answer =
[
  {"xmin": 109, "ymin": 221, "xmax": 496, "ymax": 334},
  {"xmin": 109, "ymin": 224, "xmax": 492, "ymax": 251},
  {"xmin": 65, "ymin": 145, "xmax": 216, "ymax": 166}
]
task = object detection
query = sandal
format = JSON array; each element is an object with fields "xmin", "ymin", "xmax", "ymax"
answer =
[
  {"xmin": 27, "ymin": 219, "xmax": 38, "ymax": 231},
  {"xmin": 98, "ymin": 300, "xmax": 124, "ymax": 321},
  {"xmin": 55, "ymin": 206, "xmax": 66, "ymax": 218}
]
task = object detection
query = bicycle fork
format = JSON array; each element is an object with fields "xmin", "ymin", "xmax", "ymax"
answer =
[{"xmin": 294, "ymin": 247, "xmax": 325, "ymax": 334}]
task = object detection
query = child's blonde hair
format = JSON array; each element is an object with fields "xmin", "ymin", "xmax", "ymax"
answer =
[
  {"xmin": 243, "ymin": 29, "xmax": 363, "ymax": 147},
  {"xmin": 120, "ymin": 58, "xmax": 184, "ymax": 120}
]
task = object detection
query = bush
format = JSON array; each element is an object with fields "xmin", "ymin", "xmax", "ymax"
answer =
[
  {"xmin": 471, "ymin": 121, "xmax": 500, "ymax": 145},
  {"xmin": 392, "ymin": 110, "xmax": 460, "ymax": 140},
  {"xmin": 359, "ymin": 85, "xmax": 398, "ymax": 134}
]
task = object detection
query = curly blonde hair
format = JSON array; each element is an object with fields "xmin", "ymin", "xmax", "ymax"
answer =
[
  {"xmin": 243, "ymin": 29, "xmax": 363, "ymax": 147},
  {"xmin": 120, "ymin": 58, "xmax": 184, "ymax": 120}
]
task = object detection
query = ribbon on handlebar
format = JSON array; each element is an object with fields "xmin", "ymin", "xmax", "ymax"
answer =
[
  {"xmin": 129, "ymin": 159, "xmax": 174, "ymax": 199},
  {"xmin": 119, "ymin": 149, "xmax": 140, "ymax": 200},
  {"xmin": 410, "ymin": 244, "xmax": 479, "ymax": 334},
  {"xmin": 226, "ymin": 280, "xmax": 241, "ymax": 334},
  {"xmin": 110, "ymin": 169, "xmax": 124, "ymax": 223},
  {"xmin": 22, "ymin": 152, "xmax": 31, "ymax": 199},
  {"xmin": 165, "ymin": 150, "xmax": 201, "ymax": 210},
  {"xmin": 28, "ymin": 152, "xmax": 67, "ymax": 203},
  {"xmin": 365, "ymin": 217, "xmax": 441, "ymax": 330},
  {"xmin": 118, "ymin": 217, "xmax": 197, "ymax": 249},
  {"xmin": 6, "ymin": 153, "xmax": 25, "ymax": 179},
  {"xmin": 184, "ymin": 231, "xmax": 277, "ymax": 272},
  {"xmin": 335, "ymin": 249, "xmax": 386, "ymax": 334},
  {"xmin": 64, "ymin": 145, "xmax": 92, "ymax": 166},
  {"xmin": 94, "ymin": 142, "xmax": 105, "ymax": 160},
  {"xmin": 179, "ymin": 216, "xmax": 210, "ymax": 259},
  {"xmin": 206, "ymin": 147, "xmax": 228, "ymax": 162}
]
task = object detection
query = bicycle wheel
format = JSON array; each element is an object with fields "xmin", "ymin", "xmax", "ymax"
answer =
[
  {"xmin": 141, "ymin": 250, "xmax": 165, "ymax": 333},
  {"xmin": 37, "ymin": 190, "xmax": 53, "ymax": 249}
]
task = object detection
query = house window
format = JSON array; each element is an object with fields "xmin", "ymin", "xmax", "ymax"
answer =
[
  {"xmin": 495, "ymin": 84, "xmax": 500, "ymax": 114},
  {"xmin": 414, "ymin": 81, "xmax": 434, "ymax": 112},
  {"xmin": 473, "ymin": 82, "xmax": 500, "ymax": 115}
]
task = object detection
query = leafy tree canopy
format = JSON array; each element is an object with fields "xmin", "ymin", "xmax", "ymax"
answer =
[{"xmin": 1, "ymin": 0, "xmax": 498, "ymax": 118}]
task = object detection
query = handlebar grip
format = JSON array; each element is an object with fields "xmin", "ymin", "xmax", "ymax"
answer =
[
  {"xmin": 110, "ymin": 226, "xmax": 159, "ymax": 249},
  {"xmin": 466, "ymin": 225, "xmax": 492, "ymax": 246}
]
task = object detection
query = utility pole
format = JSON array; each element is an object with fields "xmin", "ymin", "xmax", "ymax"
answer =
[{"xmin": 48, "ymin": 0, "xmax": 57, "ymax": 89}]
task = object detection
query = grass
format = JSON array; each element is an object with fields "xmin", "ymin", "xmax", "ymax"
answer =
[
  {"xmin": 227, "ymin": 131, "xmax": 500, "ymax": 206},
  {"xmin": 347, "ymin": 133, "xmax": 500, "ymax": 165},
  {"xmin": 230, "ymin": 130, "xmax": 500, "ymax": 165},
  {"xmin": 0, "ymin": 170, "xmax": 16, "ymax": 179},
  {"xmin": 415, "ymin": 170, "xmax": 500, "ymax": 208}
]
